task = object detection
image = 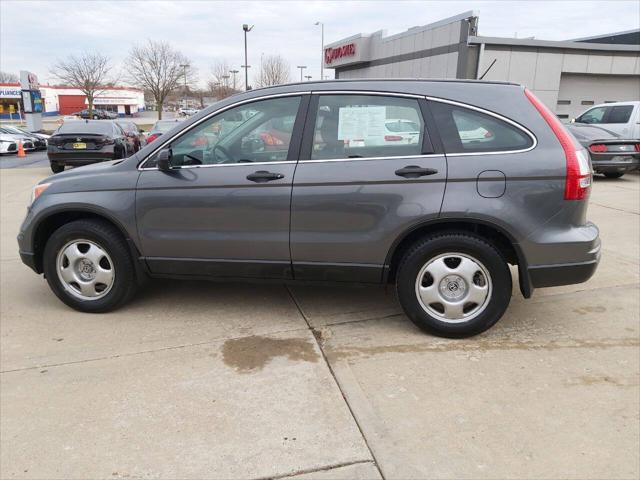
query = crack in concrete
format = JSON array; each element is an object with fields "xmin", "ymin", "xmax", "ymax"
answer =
[
  {"xmin": 253, "ymin": 459, "xmax": 375, "ymax": 480},
  {"xmin": 285, "ymin": 286, "xmax": 385, "ymax": 480},
  {"xmin": 0, "ymin": 325, "xmax": 309, "ymax": 374}
]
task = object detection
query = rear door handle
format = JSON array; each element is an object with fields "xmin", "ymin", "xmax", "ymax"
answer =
[
  {"xmin": 246, "ymin": 170, "xmax": 285, "ymax": 183},
  {"xmin": 395, "ymin": 165, "xmax": 438, "ymax": 178}
]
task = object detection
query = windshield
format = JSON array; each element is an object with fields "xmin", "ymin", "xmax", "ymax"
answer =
[{"xmin": 56, "ymin": 121, "xmax": 112, "ymax": 135}]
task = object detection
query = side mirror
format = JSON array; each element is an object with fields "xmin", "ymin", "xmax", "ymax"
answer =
[{"xmin": 157, "ymin": 148, "xmax": 172, "ymax": 171}]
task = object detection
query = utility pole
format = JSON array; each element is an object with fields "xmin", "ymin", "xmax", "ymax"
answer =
[
  {"xmin": 297, "ymin": 65, "xmax": 307, "ymax": 82},
  {"xmin": 242, "ymin": 24, "xmax": 254, "ymax": 91},
  {"xmin": 229, "ymin": 69, "xmax": 239, "ymax": 90},
  {"xmin": 315, "ymin": 21, "xmax": 324, "ymax": 80},
  {"xmin": 180, "ymin": 63, "xmax": 189, "ymax": 108},
  {"xmin": 304, "ymin": 75, "xmax": 312, "ymax": 81}
]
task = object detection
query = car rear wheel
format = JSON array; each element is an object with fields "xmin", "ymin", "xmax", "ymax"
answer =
[
  {"xmin": 50, "ymin": 163, "xmax": 64, "ymax": 173},
  {"xmin": 43, "ymin": 219, "xmax": 137, "ymax": 312},
  {"xmin": 604, "ymin": 172, "xmax": 624, "ymax": 179},
  {"xmin": 396, "ymin": 233, "xmax": 512, "ymax": 338}
]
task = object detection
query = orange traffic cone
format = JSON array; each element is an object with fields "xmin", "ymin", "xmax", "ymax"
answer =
[{"xmin": 17, "ymin": 141, "xmax": 26, "ymax": 158}]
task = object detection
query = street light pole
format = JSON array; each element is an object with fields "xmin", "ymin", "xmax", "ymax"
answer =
[
  {"xmin": 315, "ymin": 21, "xmax": 324, "ymax": 80},
  {"xmin": 242, "ymin": 24, "xmax": 254, "ymax": 91},
  {"xmin": 180, "ymin": 63, "xmax": 189, "ymax": 108},
  {"xmin": 297, "ymin": 65, "xmax": 307, "ymax": 82},
  {"xmin": 229, "ymin": 69, "xmax": 239, "ymax": 90}
]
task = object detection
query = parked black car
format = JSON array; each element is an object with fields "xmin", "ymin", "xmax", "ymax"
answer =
[
  {"xmin": 567, "ymin": 123, "xmax": 639, "ymax": 178},
  {"xmin": 72, "ymin": 109, "xmax": 118, "ymax": 120},
  {"xmin": 48, "ymin": 120, "xmax": 132, "ymax": 173}
]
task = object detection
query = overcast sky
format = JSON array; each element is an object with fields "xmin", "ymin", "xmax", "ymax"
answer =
[{"xmin": 1, "ymin": 0, "xmax": 638, "ymax": 88}]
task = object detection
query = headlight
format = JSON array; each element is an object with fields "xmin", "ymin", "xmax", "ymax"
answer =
[{"xmin": 30, "ymin": 183, "xmax": 51, "ymax": 205}]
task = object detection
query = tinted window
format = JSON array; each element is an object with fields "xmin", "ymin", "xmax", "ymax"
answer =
[
  {"xmin": 429, "ymin": 102, "xmax": 533, "ymax": 153},
  {"xmin": 56, "ymin": 121, "xmax": 112, "ymax": 135},
  {"xmin": 310, "ymin": 95, "xmax": 424, "ymax": 160},
  {"xmin": 146, "ymin": 96, "xmax": 300, "ymax": 167},
  {"xmin": 604, "ymin": 105, "xmax": 633, "ymax": 124}
]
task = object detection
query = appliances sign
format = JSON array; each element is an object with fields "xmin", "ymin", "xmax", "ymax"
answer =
[{"xmin": 325, "ymin": 43, "xmax": 356, "ymax": 65}]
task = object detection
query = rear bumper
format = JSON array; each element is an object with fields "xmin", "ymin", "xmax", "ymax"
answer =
[
  {"xmin": 526, "ymin": 231, "xmax": 601, "ymax": 289},
  {"xmin": 528, "ymin": 257, "xmax": 600, "ymax": 288},
  {"xmin": 592, "ymin": 157, "xmax": 639, "ymax": 173},
  {"xmin": 48, "ymin": 151, "xmax": 114, "ymax": 165}
]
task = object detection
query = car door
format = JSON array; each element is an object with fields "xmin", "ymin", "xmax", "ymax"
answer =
[
  {"xmin": 290, "ymin": 92, "xmax": 447, "ymax": 283},
  {"xmin": 136, "ymin": 94, "xmax": 308, "ymax": 279}
]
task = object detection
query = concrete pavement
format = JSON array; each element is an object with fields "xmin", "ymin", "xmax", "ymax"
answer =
[{"xmin": 1, "ymin": 167, "xmax": 638, "ymax": 479}]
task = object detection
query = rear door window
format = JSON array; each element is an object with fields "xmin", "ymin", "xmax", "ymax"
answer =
[
  {"xmin": 429, "ymin": 101, "xmax": 533, "ymax": 154},
  {"xmin": 309, "ymin": 94, "xmax": 424, "ymax": 160},
  {"xmin": 604, "ymin": 105, "xmax": 633, "ymax": 124}
]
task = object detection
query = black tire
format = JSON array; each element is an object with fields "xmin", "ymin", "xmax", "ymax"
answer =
[
  {"xmin": 43, "ymin": 219, "xmax": 137, "ymax": 313},
  {"xmin": 604, "ymin": 172, "xmax": 624, "ymax": 179},
  {"xmin": 396, "ymin": 232, "xmax": 512, "ymax": 338},
  {"xmin": 50, "ymin": 163, "xmax": 64, "ymax": 173}
]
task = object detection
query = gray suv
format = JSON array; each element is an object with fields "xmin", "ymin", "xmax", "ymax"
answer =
[{"xmin": 17, "ymin": 80, "xmax": 600, "ymax": 337}]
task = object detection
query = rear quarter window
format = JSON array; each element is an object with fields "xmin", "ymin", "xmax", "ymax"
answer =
[
  {"xmin": 604, "ymin": 105, "xmax": 633, "ymax": 124},
  {"xmin": 429, "ymin": 101, "xmax": 534, "ymax": 154}
]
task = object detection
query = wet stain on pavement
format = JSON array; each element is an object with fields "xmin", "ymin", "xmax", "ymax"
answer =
[
  {"xmin": 222, "ymin": 335, "xmax": 320, "ymax": 373},
  {"xmin": 573, "ymin": 306, "xmax": 607, "ymax": 315},
  {"xmin": 325, "ymin": 337, "xmax": 640, "ymax": 361}
]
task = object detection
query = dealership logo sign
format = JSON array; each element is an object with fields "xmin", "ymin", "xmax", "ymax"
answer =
[{"xmin": 325, "ymin": 43, "xmax": 356, "ymax": 65}]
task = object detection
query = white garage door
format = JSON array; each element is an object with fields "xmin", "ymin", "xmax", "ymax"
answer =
[{"xmin": 556, "ymin": 73, "xmax": 640, "ymax": 120}]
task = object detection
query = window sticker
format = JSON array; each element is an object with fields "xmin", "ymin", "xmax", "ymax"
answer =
[{"xmin": 338, "ymin": 106, "xmax": 386, "ymax": 141}]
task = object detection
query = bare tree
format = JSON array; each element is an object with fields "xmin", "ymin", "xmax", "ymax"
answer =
[
  {"xmin": 125, "ymin": 40, "xmax": 195, "ymax": 119},
  {"xmin": 50, "ymin": 53, "xmax": 114, "ymax": 116},
  {"xmin": 207, "ymin": 60, "xmax": 238, "ymax": 100},
  {"xmin": 0, "ymin": 71, "xmax": 19, "ymax": 83},
  {"xmin": 256, "ymin": 55, "xmax": 291, "ymax": 88}
]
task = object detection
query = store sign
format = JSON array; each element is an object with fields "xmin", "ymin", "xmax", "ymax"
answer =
[
  {"xmin": 20, "ymin": 71, "xmax": 39, "ymax": 90},
  {"xmin": 325, "ymin": 43, "xmax": 356, "ymax": 65},
  {"xmin": 0, "ymin": 86, "xmax": 21, "ymax": 98}
]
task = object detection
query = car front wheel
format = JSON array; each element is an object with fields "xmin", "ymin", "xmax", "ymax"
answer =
[
  {"xmin": 396, "ymin": 233, "xmax": 512, "ymax": 338},
  {"xmin": 43, "ymin": 219, "xmax": 137, "ymax": 312}
]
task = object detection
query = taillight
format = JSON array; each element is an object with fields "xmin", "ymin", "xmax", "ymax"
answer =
[
  {"xmin": 384, "ymin": 135, "xmax": 403, "ymax": 141},
  {"xmin": 524, "ymin": 88, "xmax": 591, "ymax": 200},
  {"xmin": 589, "ymin": 144, "xmax": 607, "ymax": 153},
  {"xmin": 147, "ymin": 133, "xmax": 159, "ymax": 143},
  {"xmin": 635, "ymin": 143, "xmax": 640, "ymax": 152}
]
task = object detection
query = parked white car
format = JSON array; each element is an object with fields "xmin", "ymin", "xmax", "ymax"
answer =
[
  {"xmin": 572, "ymin": 101, "xmax": 640, "ymax": 139},
  {"xmin": 0, "ymin": 134, "xmax": 18, "ymax": 154},
  {"xmin": 0, "ymin": 128, "xmax": 35, "ymax": 150},
  {"xmin": 179, "ymin": 107, "xmax": 200, "ymax": 116}
]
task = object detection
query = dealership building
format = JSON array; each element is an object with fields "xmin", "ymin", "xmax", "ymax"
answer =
[
  {"xmin": 323, "ymin": 11, "xmax": 640, "ymax": 119},
  {"xmin": 0, "ymin": 83, "xmax": 145, "ymax": 119}
]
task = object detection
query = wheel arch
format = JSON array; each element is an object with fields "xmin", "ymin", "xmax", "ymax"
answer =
[
  {"xmin": 31, "ymin": 207, "xmax": 141, "ymax": 274},
  {"xmin": 384, "ymin": 218, "xmax": 532, "ymax": 298}
]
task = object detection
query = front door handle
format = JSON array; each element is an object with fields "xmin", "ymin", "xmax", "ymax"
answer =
[
  {"xmin": 395, "ymin": 165, "xmax": 439, "ymax": 178},
  {"xmin": 246, "ymin": 170, "xmax": 285, "ymax": 183}
]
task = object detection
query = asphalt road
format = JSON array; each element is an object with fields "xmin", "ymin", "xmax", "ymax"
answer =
[
  {"xmin": 0, "ymin": 150, "xmax": 49, "ymax": 169},
  {"xmin": 1, "ymin": 168, "xmax": 638, "ymax": 479}
]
